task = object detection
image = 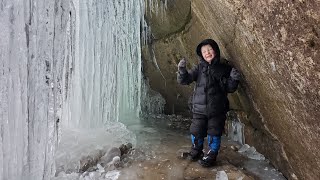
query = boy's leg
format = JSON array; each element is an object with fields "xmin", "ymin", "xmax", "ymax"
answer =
[
  {"xmin": 187, "ymin": 134, "xmax": 204, "ymax": 161},
  {"xmin": 187, "ymin": 114, "xmax": 207, "ymax": 161},
  {"xmin": 198, "ymin": 114, "xmax": 226, "ymax": 167}
]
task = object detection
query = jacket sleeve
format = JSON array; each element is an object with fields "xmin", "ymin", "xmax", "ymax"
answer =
[{"xmin": 177, "ymin": 65, "xmax": 199, "ymax": 85}]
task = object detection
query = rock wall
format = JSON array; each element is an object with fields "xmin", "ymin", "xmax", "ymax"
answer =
[{"xmin": 143, "ymin": 0, "xmax": 320, "ymax": 179}]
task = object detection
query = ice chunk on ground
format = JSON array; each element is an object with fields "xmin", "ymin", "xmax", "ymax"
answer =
[
  {"xmin": 243, "ymin": 159, "xmax": 286, "ymax": 180},
  {"xmin": 104, "ymin": 170, "xmax": 120, "ymax": 180},
  {"xmin": 216, "ymin": 170, "xmax": 228, "ymax": 180},
  {"xmin": 238, "ymin": 144, "xmax": 265, "ymax": 160},
  {"xmin": 100, "ymin": 147, "xmax": 121, "ymax": 166},
  {"xmin": 55, "ymin": 123, "xmax": 136, "ymax": 175}
]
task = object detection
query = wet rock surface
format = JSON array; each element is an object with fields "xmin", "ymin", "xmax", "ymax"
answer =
[
  {"xmin": 119, "ymin": 138, "xmax": 256, "ymax": 179},
  {"xmin": 53, "ymin": 116, "xmax": 285, "ymax": 180},
  {"xmin": 116, "ymin": 115, "xmax": 285, "ymax": 180}
]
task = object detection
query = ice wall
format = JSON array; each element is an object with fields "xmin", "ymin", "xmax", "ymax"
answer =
[
  {"xmin": 0, "ymin": 0, "xmax": 150, "ymax": 179},
  {"xmin": 0, "ymin": 0, "xmax": 72, "ymax": 179},
  {"xmin": 63, "ymin": 0, "xmax": 144, "ymax": 128}
]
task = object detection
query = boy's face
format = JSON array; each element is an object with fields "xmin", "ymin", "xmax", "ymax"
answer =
[{"xmin": 201, "ymin": 44, "xmax": 215, "ymax": 63}]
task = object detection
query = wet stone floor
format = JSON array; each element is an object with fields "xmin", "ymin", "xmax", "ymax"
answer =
[
  {"xmin": 53, "ymin": 114, "xmax": 286, "ymax": 180},
  {"xmin": 117, "ymin": 115, "xmax": 286, "ymax": 180}
]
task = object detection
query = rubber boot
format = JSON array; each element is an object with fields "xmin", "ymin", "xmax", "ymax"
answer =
[
  {"xmin": 198, "ymin": 135, "xmax": 221, "ymax": 167},
  {"xmin": 185, "ymin": 134, "xmax": 204, "ymax": 161}
]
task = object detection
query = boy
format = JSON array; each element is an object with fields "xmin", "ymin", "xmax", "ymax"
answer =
[{"xmin": 177, "ymin": 39, "xmax": 240, "ymax": 167}]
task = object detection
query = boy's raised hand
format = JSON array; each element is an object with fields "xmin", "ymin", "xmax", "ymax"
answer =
[
  {"xmin": 230, "ymin": 68, "xmax": 241, "ymax": 80},
  {"xmin": 178, "ymin": 58, "xmax": 187, "ymax": 73}
]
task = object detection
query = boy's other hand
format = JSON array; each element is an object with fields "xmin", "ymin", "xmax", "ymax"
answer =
[
  {"xmin": 178, "ymin": 58, "xmax": 187, "ymax": 71},
  {"xmin": 230, "ymin": 68, "xmax": 241, "ymax": 80}
]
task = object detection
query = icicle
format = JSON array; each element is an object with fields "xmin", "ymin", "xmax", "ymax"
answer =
[
  {"xmin": 151, "ymin": 48, "xmax": 167, "ymax": 87},
  {"xmin": 227, "ymin": 112, "xmax": 245, "ymax": 145},
  {"xmin": 141, "ymin": 80, "xmax": 165, "ymax": 115}
]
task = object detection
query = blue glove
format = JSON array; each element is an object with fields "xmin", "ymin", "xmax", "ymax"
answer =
[{"xmin": 230, "ymin": 68, "xmax": 241, "ymax": 80}]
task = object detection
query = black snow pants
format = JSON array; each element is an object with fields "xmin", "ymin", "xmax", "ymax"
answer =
[{"xmin": 190, "ymin": 113, "xmax": 226, "ymax": 139}]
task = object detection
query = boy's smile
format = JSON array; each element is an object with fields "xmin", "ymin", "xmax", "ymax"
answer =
[{"xmin": 201, "ymin": 44, "xmax": 216, "ymax": 64}]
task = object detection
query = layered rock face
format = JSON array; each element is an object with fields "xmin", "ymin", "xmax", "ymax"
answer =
[{"xmin": 143, "ymin": 0, "xmax": 320, "ymax": 179}]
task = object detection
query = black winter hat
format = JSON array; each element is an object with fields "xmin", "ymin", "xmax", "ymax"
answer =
[{"xmin": 196, "ymin": 39, "xmax": 220, "ymax": 60}]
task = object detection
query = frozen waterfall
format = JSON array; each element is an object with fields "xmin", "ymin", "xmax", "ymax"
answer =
[
  {"xmin": 1, "ymin": 0, "xmax": 66, "ymax": 179},
  {"xmin": 63, "ymin": 0, "xmax": 144, "ymax": 128},
  {"xmin": 0, "ymin": 0, "xmax": 165, "ymax": 179}
]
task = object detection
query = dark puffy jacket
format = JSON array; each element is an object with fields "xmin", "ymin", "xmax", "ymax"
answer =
[{"xmin": 177, "ymin": 39, "xmax": 239, "ymax": 116}]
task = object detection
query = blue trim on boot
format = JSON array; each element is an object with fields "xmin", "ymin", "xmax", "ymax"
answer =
[
  {"xmin": 191, "ymin": 134, "xmax": 204, "ymax": 148},
  {"xmin": 187, "ymin": 134, "xmax": 204, "ymax": 161},
  {"xmin": 207, "ymin": 135, "xmax": 221, "ymax": 153}
]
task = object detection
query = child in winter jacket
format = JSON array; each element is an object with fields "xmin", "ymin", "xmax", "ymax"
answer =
[{"xmin": 177, "ymin": 39, "xmax": 240, "ymax": 167}]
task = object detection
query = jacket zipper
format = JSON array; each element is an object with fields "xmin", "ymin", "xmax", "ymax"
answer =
[{"xmin": 206, "ymin": 65, "xmax": 209, "ymax": 115}]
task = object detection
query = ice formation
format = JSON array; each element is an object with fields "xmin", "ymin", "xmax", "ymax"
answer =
[{"xmin": 0, "ymin": 0, "xmax": 166, "ymax": 179}]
